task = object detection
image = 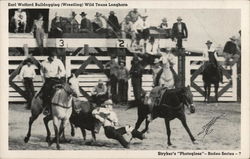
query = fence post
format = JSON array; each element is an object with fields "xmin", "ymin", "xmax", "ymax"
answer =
[
  {"xmin": 177, "ymin": 50, "xmax": 186, "ymax": 87},
  {"xmin": 23, "ymin": 44, "xmax": 29, "ymax": 56}
]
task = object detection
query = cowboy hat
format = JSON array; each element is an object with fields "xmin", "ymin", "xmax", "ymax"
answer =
[
  {"xmin": 71, "ymin": 11, "xmax": 77, "ymax": 17},
  {"xmin": 177, "ymin": 16, "xmax": 182, "ymax": 21},
  {"xmin": 110, "ymin": 11, "xmax": 115, "ymax": 15},
  {"xmin": 162, "ymin": 18, "xmax": 167, "ymax": 22},
  {"xmin": 205, "ymin": 40, "xmax": 213, "ymax": 44},
  {"xmin": 230, "ymin": 36, "xmax": 237, "ymax": 41},
  {"xmin": 95, "ymin": 12, "xmax": 102, "ymax": 17},
  {"xmin": 80, "ymin": 12, "xmax": 87, "ymax": 16}
]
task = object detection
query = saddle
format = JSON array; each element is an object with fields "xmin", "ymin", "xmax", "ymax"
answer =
[{"xmin": 147, "ymin": 86, "xmax": 168, "ymax": 111}]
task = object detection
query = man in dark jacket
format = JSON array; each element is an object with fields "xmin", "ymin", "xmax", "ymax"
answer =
[
  {"xmin": 129, "ymin": 55, "xmax": 143, "ymax": 102},
  {"xmin": 80, "ymin": 12, "xmax": 92, "ymax": 32},
  {"xmin": 107, "ymin": 11, "xmax": 120, "ymax": 32},
  {"xmin": 171, "ymin": 16, "xmax": 188, "ymax": 49},
  {"xmin": 50, "ymin": 13, "xmax": 64, "ymax": 38},
  {"xmin": 223, "ymin": 36, "xmax": 238, "ymax": 68}
]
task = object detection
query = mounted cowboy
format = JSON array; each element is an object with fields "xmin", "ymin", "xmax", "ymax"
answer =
[
  {"xmin": 39, "ymin": 52, "xmax": 66, "ymax": 115},
  {"xmin": 202, "ymin": 40, "xmax": 223, "ymax": 83}
]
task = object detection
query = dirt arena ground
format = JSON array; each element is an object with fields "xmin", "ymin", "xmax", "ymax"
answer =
[{"xmin": 9, "ymin": 102, "xmax": 240, "ymax": 150}]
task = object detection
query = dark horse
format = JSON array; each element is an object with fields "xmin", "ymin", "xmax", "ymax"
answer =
[
  {"xmin": 202, "ymin": 53, "xmax": 221, "ymax": 102},
  {"xmin": 129, "ymin": 86, "xmax": 197, "ymax": 146}
]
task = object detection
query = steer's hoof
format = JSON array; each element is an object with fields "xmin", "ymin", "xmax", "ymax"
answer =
[
  {"xmin": 56, "ymin": 145, "xmax": 60, "ymax": 150},
  {"xmin": 71, "ymin": 131, "xmax": 75, "ymax": 137}
]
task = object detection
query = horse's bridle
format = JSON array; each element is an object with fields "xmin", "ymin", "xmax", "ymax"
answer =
[{"xmin": 181, "ymin": 91, "xmax": 195, "ymax": 112}]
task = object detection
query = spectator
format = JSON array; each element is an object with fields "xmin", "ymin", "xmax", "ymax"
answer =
[
  {"xmin": 159, "ymin": 18, "xmax": 168, "ymax": 29},
  {"xmin": 68, "ymin": 11, "xmax": 79, "ymax": 33},
  {"xmin": 50, "ymin": 12, "xmax": 64, "ymax": 38},
  {"xmin": 13, "ymin": 9, "xmax": 27, "ymax": 33},
  {"xmin": 121, "ymin": 16, "xmax": 136, "ymax": 46},
  {"xmin": 127, "ymin": 8, "xmax": 142, "ymax": 23},
  {"xmin": 107, "ymin": 11, "xmax": 120, "ymax": 32},
  {"xmin": 30, "ymin": 13, "xmax": 45, "ymax": 55},
  {"xmin": 137, "ymin": 36, "xmax": 161, "ymax": 65},
  {"xmin": 105, "ymin": 57, "xmax": 120, "ymax": 104},
  {"xmin": 130, "ymin": 55, "xmax": 143, "ymax": 102},
  {"xmin": 134, "ymin": 15, "xmax": 150, "ymax": 50},
  {"xmin": 19, "ymin": 58, "xmax": 36, "ymax": 109},
  {"xmin": 118, "ymin": 60, "xmax": 130, "ymax": 105},
  {"xmin": 79, "ymin": 12, "xmax": 92, "ymax": 32},
  {"xmin": 171, "ymin": 16, "xmax": 188, "ymax": 49},
  {"xmin": 91, "ymin": 79, "xmax": 108, "ymax": 106},
  {"xmin": 223, "ymin": 36, "xmax": 238, "ymax": 68},
  {"xmin": 92, "ymin": 100, "xmax": 133, "ymax": 148},
  {"xmin": 151, "ymin": 58, "xmax": 162, "ymax": 87},
  {"xmin": 92, "ymin": 12, "xmax": 104, "ymax": 32}
]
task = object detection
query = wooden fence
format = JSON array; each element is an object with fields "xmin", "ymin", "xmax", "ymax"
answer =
[{"xmin": 9, "ymin": 55, "xmax": 237, "ymax": 102}]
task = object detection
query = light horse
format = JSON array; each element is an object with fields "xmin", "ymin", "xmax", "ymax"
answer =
[{"xmin": 24, "ymin": 74, "xmax": 80, "ymax": 150}]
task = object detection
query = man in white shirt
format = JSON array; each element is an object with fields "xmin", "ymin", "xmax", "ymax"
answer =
[
  {"xmin": 40, "ymin": 53, "xmax": 66, "ymax": 115},
  {"xmin": 19, "ymin": 58, "xmax": 36, "ymax": 109},
  {"xmin": 202, "ymin": 40, "xmax": 223, "ymax": 83},
  {"xmin": 92, "ymin": 100, "xmax": 133, "ymax": 148},
  {"xmin": 134, "ymin": 16, "xmax": 150, "ymax": 50},
  {"xmin": 91, "ymin": 79, "xmax": 108, "ymax": 106}
]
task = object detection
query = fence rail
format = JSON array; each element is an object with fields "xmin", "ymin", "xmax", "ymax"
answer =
[{"xmin": 9, "ymin": 55, "xmax": 237, "ymax": 102}]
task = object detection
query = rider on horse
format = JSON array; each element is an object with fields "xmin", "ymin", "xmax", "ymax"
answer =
[
  {"xmin": 39, "ymin": 53, "xmax": 66, "ymax": 115},
  {"xmin": 202, "ymin": 40, "xmax": 223, "ymax": 83}
]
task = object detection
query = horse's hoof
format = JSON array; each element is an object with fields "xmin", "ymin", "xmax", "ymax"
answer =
[
  {"xmin": 192, "ymin": 140, "xmax": 198, "ymax": 145},
  {"xmin": 48, "ymin": 140, "xmax": 53, "ymax": 147},
  {"xmin": 168, "ymin": 142, "xmax": 172, "ymax": 146},
  {"xmin": 46, "ymin": 137, "xmax": 51, "ymax": 143},
  {"xmin": 24, "ymin": 137, "xmax": 29, "ymax": 143},
  {"xmin": 71, "ymin": 132, "xmax": 75, "ymax": 137},
  {"xmin": 56, "ymin": 145, "xmax": 60, "ymax": 150}
]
